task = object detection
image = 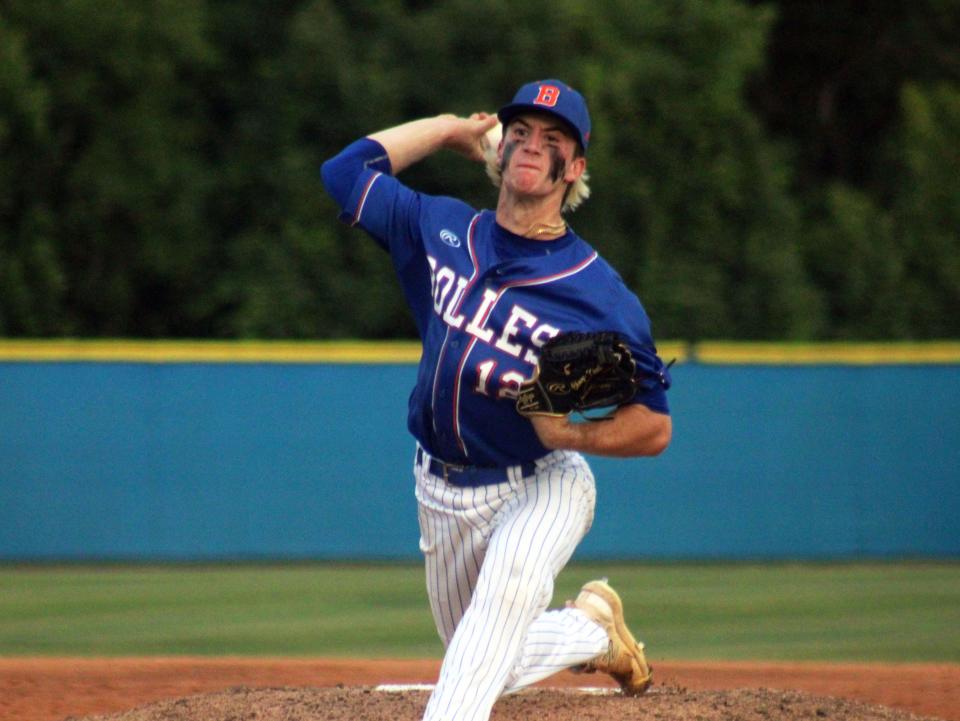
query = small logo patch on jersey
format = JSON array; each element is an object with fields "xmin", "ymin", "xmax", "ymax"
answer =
[{"xmin": 439, "ymin": 229, "xmax": 461, "ymax": 248}]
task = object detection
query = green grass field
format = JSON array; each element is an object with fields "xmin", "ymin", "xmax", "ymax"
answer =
[{"xmin": 1, "ymin": 562, "xmax": 958, "ymax": 662}]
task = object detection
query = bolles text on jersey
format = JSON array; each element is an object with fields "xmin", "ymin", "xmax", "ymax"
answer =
[{"xmin": 428, "ymin": 255, "xmax": 559, "ymax": 367}]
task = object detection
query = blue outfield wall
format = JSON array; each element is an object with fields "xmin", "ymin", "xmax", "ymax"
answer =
[{"xmin": 1, "ymin": 358, "xmax": 959, "ymax": 560}]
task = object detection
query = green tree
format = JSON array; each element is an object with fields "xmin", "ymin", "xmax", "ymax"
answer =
[
  {"xmin": 748, "ymin": 0, "xmax": 960, "ymax": 190},
  {"xmin": 0, "ymin": 15, "xmax": 63, "ymax": 335},
  {"xmin": 213, "ymin": 0, "xmax": 422, "ymax": 338},
  {"xmin": 747, "ymin": 0, "xmax": 960, "ymax": 339},
  {"xmin": 0, "ymin": 0, "xmax": 217, "ymax": 336},
  {"xmin": 800, "ymin": 83, "xmax": 960, "ymax": 340},
  {"xmin": 7, "ymin": 0, "xmax": 952, "ymax": 341},
  {"xmin": 888, "ymin": 83, "xmax": 960, "ymax": 337},
  {"xmin": 800, "ymin": 186, "xmax": 905, "ymax": 339}
]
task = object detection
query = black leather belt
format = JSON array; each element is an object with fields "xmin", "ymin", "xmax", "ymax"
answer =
[{"xmin": 416, "ymin": 447, "xmax": 537, "ymax": 487}]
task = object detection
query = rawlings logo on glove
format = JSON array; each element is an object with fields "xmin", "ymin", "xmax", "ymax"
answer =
[{"xmin": 516, "ymin": 331, "xmax": 640, "ymax": 417}]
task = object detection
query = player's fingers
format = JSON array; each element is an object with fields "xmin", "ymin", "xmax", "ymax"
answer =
[
  {"xmin": 473, "ymin": 115, "xmax": 500, "ymax": 156},
  {"xmin": 467, "ymin": 113, "xmax": 497, "ymax": 133},
  {"xmin": 445, "ymin": 114, "xmax": 499, "ymax": 162}
]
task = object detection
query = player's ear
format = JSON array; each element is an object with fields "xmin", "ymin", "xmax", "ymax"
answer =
[{"xmin": 564, "ymin": 155, "xmax": 586, "ymax": 184}]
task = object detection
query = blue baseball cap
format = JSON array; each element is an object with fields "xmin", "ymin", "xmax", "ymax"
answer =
[{"xmin": 498, "ymin": 79, "xmax": 591, "ymax": 152}]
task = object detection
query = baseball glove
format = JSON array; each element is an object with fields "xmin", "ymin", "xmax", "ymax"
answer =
[{"xmin": 516, "ymin": 331, "xmax": 639, "ymax": 417}]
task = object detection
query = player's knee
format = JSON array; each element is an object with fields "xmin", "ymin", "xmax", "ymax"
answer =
[{"xmin": 491, "ymin": 564, "xmax": 547, "ymax": 614}]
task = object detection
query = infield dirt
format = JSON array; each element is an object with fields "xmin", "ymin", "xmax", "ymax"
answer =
[{"xmin": 1, "ymin": 658, "xmax": 957, "ymax": 721}]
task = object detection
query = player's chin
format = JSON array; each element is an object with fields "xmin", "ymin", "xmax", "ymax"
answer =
[{"xmin": 505, "ymin": 172, "xmax": 552, "ymax": 197}]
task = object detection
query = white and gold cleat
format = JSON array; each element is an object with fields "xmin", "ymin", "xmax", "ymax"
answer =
[{"xmin": 572, "ymin": 578, "xmax": 653, "ymax": 696}]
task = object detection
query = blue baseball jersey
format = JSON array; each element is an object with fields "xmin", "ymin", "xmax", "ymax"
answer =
[{"xmin": 322, "ymin": 138, "xmax": 670, "ymax": 467}]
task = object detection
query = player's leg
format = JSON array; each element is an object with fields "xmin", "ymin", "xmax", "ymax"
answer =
[
  {"xmin": 503, "ymin": 576, "xmax": 655, "ymax": 695},
  {"xmin": 415, "ymin": 450, "xmax": 506, "ymax": 646},
  {"xmin": 501, "ymin": 604, "xmax": 609, "ymax": 691},
  {"xmin": 421, "ymin": 452, "xmax": 598, "ymax": 721},
  {"xmin": 416, "ymin": 484, "xmax": 486, "ymax": 646}
]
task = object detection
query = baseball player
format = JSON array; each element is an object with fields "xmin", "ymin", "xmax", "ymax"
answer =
[{"xmin": 321, "ymin": 79, "xmax": 672, "ymax": 721}]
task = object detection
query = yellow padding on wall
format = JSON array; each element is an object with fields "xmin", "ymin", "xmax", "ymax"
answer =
[
  {"xmin": 0, "ymin": 339, "xmax": 693, "ymax": 364},
  {"xmin": 695, "ymin": 341, "xmax": 960, "ymax": 365},
  {"xmin": 652, "ymin": 341, "xmax": 689, "ymax": 365},
  {"xmin": 0, "ymin": 339, "xmax": 424, "ymax": 364},
  {"xmin": 1, "ymin": 339, "xmax": 957, "ymax": 364}
]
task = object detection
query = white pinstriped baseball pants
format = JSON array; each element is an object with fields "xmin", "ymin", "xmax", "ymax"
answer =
[{"xmin": 415, "ymin": 446, "xmax": 610, "ymax": 721}]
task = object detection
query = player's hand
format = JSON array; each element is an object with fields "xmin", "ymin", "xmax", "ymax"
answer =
[{"xmin": 441, "ymin": 113, "xmax": 499, "ymax": 163}]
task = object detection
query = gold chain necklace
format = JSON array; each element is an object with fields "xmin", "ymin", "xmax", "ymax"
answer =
[{"xmin": 524, "ymin": 219, "xmax": 567, "ymax": 238}]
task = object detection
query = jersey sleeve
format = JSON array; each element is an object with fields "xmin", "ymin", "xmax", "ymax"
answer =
[
  {"xmin": 593, "ymin": 265, "xmax": 672, "ymax": 415},
  {"xmin": 628, "ymin": 341, "xmax": 672, "ymax": 415},
  {"xmin": 320, "ymin": 138, "xmax": 424, "ymax": 269}
]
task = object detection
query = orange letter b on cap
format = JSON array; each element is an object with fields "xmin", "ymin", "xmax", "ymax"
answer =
[{"xmin": 533, "ymin": 85, "xmax": 560, "ymax": 107}]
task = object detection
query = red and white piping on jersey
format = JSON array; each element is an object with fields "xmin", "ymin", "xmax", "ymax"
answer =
[
  {"xmin": 349, "ymin": 172, "xmax": 383, "ymax": 227},
  {"xmin": 450, "ymin": 246, "xmax": 599, "ymax": 458},
  {"xmin": 430, "ymin": 214, "xmax": 483, "ymax": 441}
]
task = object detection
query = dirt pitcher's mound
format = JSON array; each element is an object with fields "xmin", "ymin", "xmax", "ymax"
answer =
[{"xmin": 69, "ymin": 685, "xmax": 943, "ymax": 721}]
